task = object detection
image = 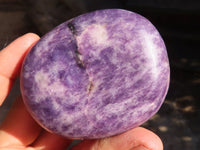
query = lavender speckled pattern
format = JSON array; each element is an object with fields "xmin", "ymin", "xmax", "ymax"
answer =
[{"xmin": 20, "ymin": 9, "xmax": 170, "ymax": 139}]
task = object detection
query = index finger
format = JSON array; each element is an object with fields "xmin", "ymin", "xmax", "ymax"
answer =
[{"xmin": 0, "ymin": 33, "xmax": 40, "ymax": 105}]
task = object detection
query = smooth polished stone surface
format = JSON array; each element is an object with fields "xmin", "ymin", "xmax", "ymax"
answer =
[{"xmin": 20, "ymin": 9, "xmax": 170, "ymax": 139}]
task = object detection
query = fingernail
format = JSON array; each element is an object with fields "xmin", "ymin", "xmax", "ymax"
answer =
[{"xmin": 130, "ymin": 145, "xmax": 149, "ymax": 150}]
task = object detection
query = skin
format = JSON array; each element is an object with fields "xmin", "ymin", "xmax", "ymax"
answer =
[{"xmin": 0, "ymin": 33, "xmax": 163, "ymax": 150}]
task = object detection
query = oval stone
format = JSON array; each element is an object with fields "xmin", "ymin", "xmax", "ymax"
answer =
[{"xmin": 20, "ymin": 9, "xmax": 170, "ymax": 139}]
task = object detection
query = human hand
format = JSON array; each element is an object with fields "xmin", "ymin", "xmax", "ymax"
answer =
[{"xmin": 0, "ymin": 33, "xmax": 163, "ymax": 150}]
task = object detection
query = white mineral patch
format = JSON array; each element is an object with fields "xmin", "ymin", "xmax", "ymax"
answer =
[
  {"xmin": 34, "ymin": 69, "xmax": 65, "ymax": 98},
  {"xmin": 34, "ymin": 70, "xmax": 50, "ymax": 89},
  {"xmin": 140, "ymin": 30, "xmax": 159, "ymax": 79},
  {"xmin": 77, "ymin": 24, "xmax": 109, "ymax": 56},
  {"xmin": 89, "ymin": 25, "xmax": 108, "ymax": 46}
]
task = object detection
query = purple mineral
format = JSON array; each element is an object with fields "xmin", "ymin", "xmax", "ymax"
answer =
[{"xmin": 20, "ymin": 9, "xmax": 170, "ymax": 139}]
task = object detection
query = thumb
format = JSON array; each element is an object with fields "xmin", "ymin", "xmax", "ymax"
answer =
[{"xmin": 71, "ymin": 127, "xmax": 163, "ymax": 150}]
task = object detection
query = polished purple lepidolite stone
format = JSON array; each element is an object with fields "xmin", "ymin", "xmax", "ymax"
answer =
[{"xmin": 20, "ymin": 9, "xmax": 170, "ymax": 139}]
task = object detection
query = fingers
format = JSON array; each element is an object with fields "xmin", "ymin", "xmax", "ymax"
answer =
[
  {"xmin": 0, "ymin": 33, "xmax": 40, "ymax": 79},
  {"xmin": 0, "ymin": 96, "xmax": 42, "ymax": 147},
  {"xmin": 0, "ymin": 96, "xmax": 72, "ymax": 150},
  {"xmin": 0, "ymin": 33, "xmax": 40, "ymax": 105},
  {"xmin": 31, "ymin": 131, "xmax": 72, "ymax": 150},
  {"xmin": 72, "ymin": 127, "xmax": 163, "ymax": 150}
]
